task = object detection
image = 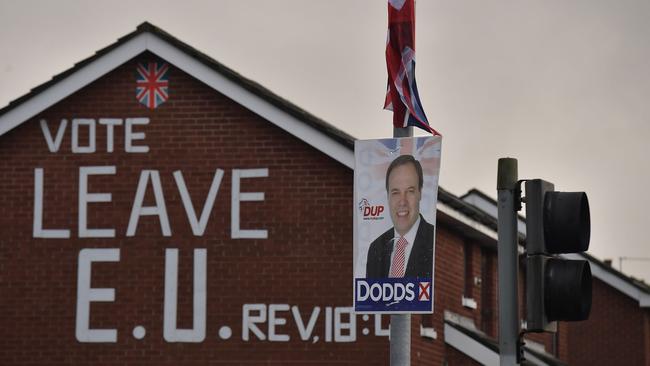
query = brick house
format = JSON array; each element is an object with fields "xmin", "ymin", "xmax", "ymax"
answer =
[{"xmin": 1, "ymin": 23, "xmax": 648, "ymax": 365}]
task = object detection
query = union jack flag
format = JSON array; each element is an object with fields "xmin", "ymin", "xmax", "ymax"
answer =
[
  {"xmin": 384, "ymin": 0, "xmax": 440, "ymax": 136},
  {"xmin": 136, "ymin": 62, "xmax": 169, "ymax": 109}
]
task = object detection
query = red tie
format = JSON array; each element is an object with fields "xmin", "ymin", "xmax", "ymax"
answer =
[{"xmin": 389, "ymin": 237, "xmax": 408, "ymax": 277}]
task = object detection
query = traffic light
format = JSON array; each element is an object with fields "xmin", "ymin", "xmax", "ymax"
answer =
[{"xmin": 525, "ymin": 179, "xmax": 592, "ymax": 332}]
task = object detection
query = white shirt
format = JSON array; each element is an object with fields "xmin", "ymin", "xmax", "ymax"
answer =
[{"xmin": 390, "ymin": 216, "xmax": 421, "ymax": 272}]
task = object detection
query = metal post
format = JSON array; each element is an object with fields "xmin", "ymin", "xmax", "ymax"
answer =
[
  {"xmin": 390, "ymin": 315, "xmax": 410, "ymax": 365},
  {"xmin": 390, "ymin": 126, "xmax": 412, "ymax": 366},
  {"xmin": 393, "ymin": 126, "xmax": 413, "ymax": 138},
  {"xmin": 497, "ymin": 158, "xmax": 519, "ymax": 366}
]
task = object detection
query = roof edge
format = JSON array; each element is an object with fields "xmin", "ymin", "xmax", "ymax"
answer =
[{"xmin": 0, "ymin": 22, "xmax": 355, "ymax": 153}]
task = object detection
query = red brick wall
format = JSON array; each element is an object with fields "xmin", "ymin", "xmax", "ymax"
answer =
[
  {"xmin": 413, "ymin": 226, "xmax": 471, "ymax": 365},
  {"xmin": 1, "ymin": 53, "xmax": 481, "ymax": 366},
  {"xmin": 564, "ymin": 278, "xmax": 647, "ymax": 365},
  {"xmin": 646, "ymin": 311, "xmax": 650, "ymax": 366},
  {"xmin": 2, "ymin": 51, "xmax": 648, "ymax": 365},
  {"xmin": 445, "ymin": 344, "xmax": 483, "ymax": 365},
  {"xmin": 0, "ymin": 54, "xmax": 370, "ymax": 365},
  {"xmin": 481, "ymin": 247, "xmax": 498, "ymax": 338},
  {"xmin": 411, "ymin": 228, "xmax": 499, "ymax": 365}
]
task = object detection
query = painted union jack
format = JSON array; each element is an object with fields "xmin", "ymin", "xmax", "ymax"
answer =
[
  {"xmin": 136, "ymin": 62, "xmax": 169, "ymax": 109},
  {"xmin": 384, "ymin": 0, "xmax": 440, "ymax": 136}
]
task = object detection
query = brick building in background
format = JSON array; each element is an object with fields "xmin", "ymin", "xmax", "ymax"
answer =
[{"xmin": 0, "ymin": 23, "xmax": 648, "ymax": 365}]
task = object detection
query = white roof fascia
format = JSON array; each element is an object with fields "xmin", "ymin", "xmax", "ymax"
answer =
[
  {"xmin": 0, "ymin": 32, "xmax": 354, "ymax": 170},
  {"xmin": 437, "ymin": 201, "xmax": 498, "ymax": 242},
  {"xmin": 462, "ymin": 193, "xmax": 527, "ymax": 235},
  {"xmin": 0, "ymin": 33, "xmax": 149, "ymax": 137},
  {"xmin": 461, "ymin": 194, "xmax": 498, "ymax": 218},
  {"xmin": 145, "ymin": 34, "xmax": 354, "ymax": 169},
  {"xmin": 444, "ymin": 323, "xmax": 499, "ymax": 366},
  {"xmin": 563, "ymin": 253, "xmax": 650, "ymax": 307}
]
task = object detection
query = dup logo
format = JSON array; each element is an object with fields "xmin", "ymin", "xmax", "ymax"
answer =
[
  {"xmin": 358, "ymin": 198, "xmax": 384, "ymax": 221},
  {"xmin": 354, "ymin": 278, "xmax": 433, "ymax": 313}
]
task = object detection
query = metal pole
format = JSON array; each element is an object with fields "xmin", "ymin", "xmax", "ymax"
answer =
[
  {"xmin": 497, "ymin": 158, "xmax": 519, "ymax": 366},
  {"xmin": 390, "ymin": 315, "xmax": 410, "ymax": 365},
  {"xmin": 390, "ymin": 126, "xmax": 412, "ymax": 366}
]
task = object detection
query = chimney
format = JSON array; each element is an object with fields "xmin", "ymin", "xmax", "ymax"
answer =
[{"xmin": 603, "ymin": 259, "xmax": 612, "ymax": 267}]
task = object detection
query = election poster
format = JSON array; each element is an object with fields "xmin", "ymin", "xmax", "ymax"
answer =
[{"xmin": 353, "ymin": 136, "xmax": 442, "ymax": 314}]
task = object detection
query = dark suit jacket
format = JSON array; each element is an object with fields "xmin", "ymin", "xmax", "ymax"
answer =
[{"xmin": 365, "ymin": 215, "xmax": 434, "ymax": 279}]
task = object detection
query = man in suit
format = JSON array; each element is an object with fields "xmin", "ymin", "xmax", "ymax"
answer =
[{"xmin": 366, "ymin": 154, "xmax": 434, "ymax": 279}]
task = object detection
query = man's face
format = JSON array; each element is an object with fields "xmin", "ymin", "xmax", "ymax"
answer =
[{"xmin": 387, "ymin": 163, "xmax": 422, "ymax": 236}]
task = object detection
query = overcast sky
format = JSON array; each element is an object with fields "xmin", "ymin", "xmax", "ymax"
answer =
[{"xmin": 1, "ymin": 0, "xmax": 649, "ymax": 282}]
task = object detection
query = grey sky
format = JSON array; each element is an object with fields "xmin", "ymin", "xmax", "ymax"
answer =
[{"xmin": 1, "ymin": 0, "xmax": 649, "ymax": 281}]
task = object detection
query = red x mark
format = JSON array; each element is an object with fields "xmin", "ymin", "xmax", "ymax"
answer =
[{"xmin": 418, "ymin": 282, "xmax": 431, "ymax": 301}]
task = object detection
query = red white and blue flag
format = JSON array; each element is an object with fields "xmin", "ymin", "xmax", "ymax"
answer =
[
  {"xmin": 384, "ymin": 0, "xmax": 440, "ymax": 136},
  {"xmin": 136, "ymin": 62, "xmax": 170, "ymax": 109}
]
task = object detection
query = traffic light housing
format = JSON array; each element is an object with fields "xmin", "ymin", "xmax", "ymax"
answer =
[{"xmin": 525, "ymin": 179, "xmax": 592, "ymax": 332}]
